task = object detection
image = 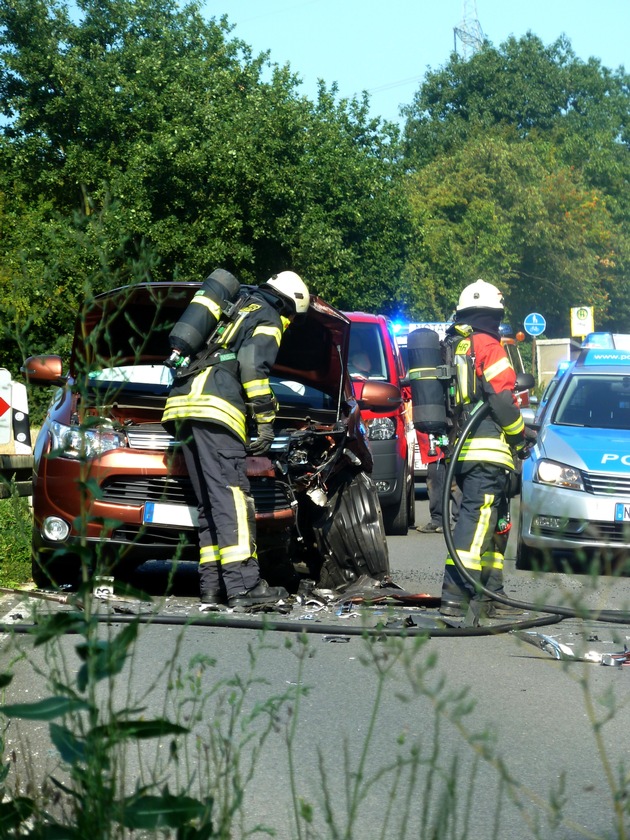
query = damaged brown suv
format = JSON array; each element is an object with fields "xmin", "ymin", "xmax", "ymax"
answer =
[{"xmin": 24, "ymin": 282, "xmax": 393, "ymax": 594}]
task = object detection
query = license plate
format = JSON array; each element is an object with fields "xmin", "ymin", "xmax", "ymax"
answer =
[
  {"xmin": 614, "ymin": 503, "xmax": 630, "ymax": 522},
  {"xmin": 143, "ymin": 501, "xmax": 198, "ymax": 527}
]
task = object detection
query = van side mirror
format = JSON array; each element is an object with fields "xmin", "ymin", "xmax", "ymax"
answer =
[
  {"xmin": 21, "ymin": 355, "xmax": 67, "ymax": 387},
  {"xmin": 515, "ymin": 372, "xmax": 535, "ymax": 392},
  {"xmin": 357, "ymin": 381, "xmax": 402, "ymax": 412}
]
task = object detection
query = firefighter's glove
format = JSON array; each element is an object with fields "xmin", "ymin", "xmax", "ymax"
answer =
[
  {"xmin": 515, "ymin": 428, "xmax": 537, "ymax": 460},
  {"xmin": 248, "ymin": 424, "xmax": 275, "ymax": 456}
]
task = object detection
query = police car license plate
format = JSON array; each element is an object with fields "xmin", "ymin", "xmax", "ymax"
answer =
[
  {"xmin": 143, "ymin": 502, "xmax": 198, "ymax": 527},
  {"xmin": 614, "ymin": 503, "xmax": 630, "ymax": 522}
]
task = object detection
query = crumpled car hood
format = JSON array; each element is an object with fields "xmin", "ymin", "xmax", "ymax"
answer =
[{"xmin": 73, "ymin": 282, "xmax": 352, "ymax": 399}]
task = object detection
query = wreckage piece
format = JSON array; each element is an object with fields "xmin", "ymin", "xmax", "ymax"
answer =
[
  {"xmin": 312, "ymin": 472, "xmax": 390, "ymax": 590},
  {"xmin": 514, "ymin": 631, "xmax": 630, "ymax": 665}
]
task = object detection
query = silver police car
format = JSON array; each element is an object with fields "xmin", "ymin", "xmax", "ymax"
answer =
[{"xmin": 517, "ymin": 348, "xmax": 630, "ymax": 572}]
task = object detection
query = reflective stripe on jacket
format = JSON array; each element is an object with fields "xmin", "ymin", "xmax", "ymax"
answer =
[{"xmin": 162, "ymin": 292, "xmax": 288, "ymax": 442}]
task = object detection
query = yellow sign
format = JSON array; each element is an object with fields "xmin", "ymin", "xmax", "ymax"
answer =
[{"xmin": 570, "ymin": 306, "xmax": 594, "ymax": 337}]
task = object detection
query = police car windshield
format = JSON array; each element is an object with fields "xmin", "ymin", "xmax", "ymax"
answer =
[{"xmin": 554, "ymin": 374, "xmax": 630, "ymax": 429}]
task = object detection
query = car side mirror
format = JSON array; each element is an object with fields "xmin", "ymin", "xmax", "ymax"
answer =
[
  {"xmin": 515, "ymin": 372, "xmax": 535, "ymax": 392},
  {"xmin": 357, "ymin": 381, "xmax": 402, "ymax": 412},
  {"xmin": 21, "ymin": 355, "xmax": 67, "ymax": 386}
]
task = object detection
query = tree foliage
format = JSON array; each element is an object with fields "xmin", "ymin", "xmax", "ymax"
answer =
[
  {"xmin": 0, "ymin": 0, "xmax": 407, "ymax": 369},
  {"xmin": 402, "ymin": 34, "xmax": 630, "ymax": 334}
]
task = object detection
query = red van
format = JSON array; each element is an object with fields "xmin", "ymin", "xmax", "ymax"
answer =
[{"xmin": 344, "ymin": 312, "xmax": 416, "ymax": 535}]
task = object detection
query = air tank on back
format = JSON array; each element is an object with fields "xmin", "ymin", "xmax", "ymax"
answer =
[
  {"xmin": 408, "ymin": 327, "xmax": 448, "ymax": 434},
  {"xmin": 169, "ymin": 268, "xmax": 240, "ymax": 357}
]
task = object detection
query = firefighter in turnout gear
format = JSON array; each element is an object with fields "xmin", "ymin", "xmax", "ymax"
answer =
[
  {"xmin": 439, "ymin": 279, "xmax": 534, "ymax": 619},
  {"xmin": 162, "ymin": 269, "xmax": 310, "ymax": 609}
]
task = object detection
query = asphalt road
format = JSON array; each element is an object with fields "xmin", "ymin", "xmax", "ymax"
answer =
[{"xmin": 2, "ymin": 485, "xmax": 630, "ymax": 839}]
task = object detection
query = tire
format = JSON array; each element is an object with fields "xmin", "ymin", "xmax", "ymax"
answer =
[
  {"xmin": 313, "ymin": 470, "xmax": 390, "ymax": 590},
  {"xmin": 407, "ymin": 469, "xmax": 416, "ymax": 528},
  {"xmin": 382, "ymin": 465, "xmax": 410, "ymax": 536},
  {"xmin": 31, "ymin": 530, "xmax": 83, "ymax": 589},
  {"xmin": 31, "ymin": 548, "xmax": 81, "ymax": 590},
  {"xmin": 515, "ymin": 537, "xmax": 547, "ymax": 572}
]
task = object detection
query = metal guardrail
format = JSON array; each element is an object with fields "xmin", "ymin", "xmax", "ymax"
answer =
[{"xmin": 0, "ymin": 454, "xmax": 34, "ymax": 498}]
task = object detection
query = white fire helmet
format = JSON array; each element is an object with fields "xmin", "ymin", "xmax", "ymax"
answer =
[
  {"xmin": 457, "ymin": 279, "xmax": 505, "ymax": 312},
  {"xmin": 266, "ymin": 271, "xmax": 310, "ymax": 315}
]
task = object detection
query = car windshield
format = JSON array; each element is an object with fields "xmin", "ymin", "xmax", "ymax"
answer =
[
  {"xmin": 86, "ymin": 367, "xmax": 336, "ymax": 411},
  {"xmin": 554, "ymin": 374, "xmax": 630, "ymax": 429},
  {"xmin": 87, "ymin": 364, "xmax": 174, "ymax": 396}
]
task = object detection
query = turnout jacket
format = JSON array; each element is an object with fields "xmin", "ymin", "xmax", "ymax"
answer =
[
  {"xmin": 162, "ymin": 290, "xmax": 289, "ymax": 443},
  {"xmin": 451, "ymin": 328, "xmax": 525, "ymax": 471}
]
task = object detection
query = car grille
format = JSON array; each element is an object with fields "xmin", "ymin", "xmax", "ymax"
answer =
[
  {"xmin": 125, "ymin": 426, "xmax": 175, "ymax": 451},
  {"xmin": 100, "ymin": 475, "xmax": 293, "ymax": 514},
  {"xmin": 583, "ymin": 472, "xmax": 630, "ymax": 496}
]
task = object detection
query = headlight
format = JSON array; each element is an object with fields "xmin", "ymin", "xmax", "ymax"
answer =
[
  {"xmin": 367, "ymin": 417, "xmax": 396, "ymax": 441},
  {"xmin": 50, "ymin": 421, "xmax": 127, "ymax": 460},
  {"xmin": 535, "ymin": 459, "xmax": 584, "ymax": 491}
]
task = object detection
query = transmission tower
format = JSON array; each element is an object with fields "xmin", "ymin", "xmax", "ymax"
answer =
[{"xmin": 453, "ymin": 0, "xmax": 485, "ymax": 59}]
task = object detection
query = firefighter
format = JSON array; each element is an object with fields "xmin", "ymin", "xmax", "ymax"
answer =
[
  {"xmin": 162, "ymin": 270, "xmax": 310, "ymax": 609},
  {"xmin": 439, "ymin": 279, "xmax": 534, "ymax": 618}
]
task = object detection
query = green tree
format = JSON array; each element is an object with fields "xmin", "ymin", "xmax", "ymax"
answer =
[
  {"xmin": 0, "ymin": 0, "xmax": 407, "ymax": 369},
  {"xmin": 401, "ymin": 34, "xmax": 630, "ymax": 335}
]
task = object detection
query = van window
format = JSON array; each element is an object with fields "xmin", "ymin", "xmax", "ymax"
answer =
[{"xmin": 348, "ymin": 324, "xmax": 388, "ymax": 380}]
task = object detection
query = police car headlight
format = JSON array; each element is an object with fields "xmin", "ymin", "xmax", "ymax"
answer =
[
  {"xmin": 366, "ymin": 417, "xmax": 396, "ymax": 441},
  {"xmin": 50, "ymin": 421, "xmax": 126, "ymax": 460},
  {"xmin": 535, "ymin": 459, "xmax": 584, "ymax": 491}
]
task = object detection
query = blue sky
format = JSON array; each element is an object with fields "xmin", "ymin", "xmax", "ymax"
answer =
[{"xmin": 204, "ymin": 0, "xmax": 629, "ymax": 124}]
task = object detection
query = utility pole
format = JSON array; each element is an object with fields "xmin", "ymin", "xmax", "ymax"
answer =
[{"xmin": 453, "ymin": 0, "xmax": 485, "ymax": 59}]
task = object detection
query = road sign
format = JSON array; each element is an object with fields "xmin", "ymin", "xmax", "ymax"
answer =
[
  {"xmin": 523, "ymin": 313, "xmax": 546, "ymax": 337},
  {"xmin": 571, "ymin": 306, "xmax": 594, "ymax": 337},
  {"xmin": 0, "ymin": 369, "xmax": 11, "ymax": 445}
]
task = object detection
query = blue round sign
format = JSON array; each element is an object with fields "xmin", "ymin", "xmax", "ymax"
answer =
[{"xmin": 523, "ymin": 312, "xmax": 546, "ymax": 336}]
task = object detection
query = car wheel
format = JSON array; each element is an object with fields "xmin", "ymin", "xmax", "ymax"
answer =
[
  {"xmin": 515, "ymin": 537, "xmax": 547, "ymax": 572},
  {"xmin": 313, "ymin": 470, "xmax": 390, "ymax": 590},
  {"xmin": 382, "ymin": 465, "xmax": 410, "ymax": 536},
  {"xmin": 31, "ymin": 546, "xmax": 81, "ymax": 590},
  {"xmin": 407, "ymin": 469, "xmax": 416, "ymax": 528}
]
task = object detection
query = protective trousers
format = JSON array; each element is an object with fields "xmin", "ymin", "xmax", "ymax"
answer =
[
  {"xmin": 180, "ymin": 421, "xmax": 260, "ymax": 599},
  {"xmin": 441, "ymin": 462, "xmax": 511, "ymax": 606}
]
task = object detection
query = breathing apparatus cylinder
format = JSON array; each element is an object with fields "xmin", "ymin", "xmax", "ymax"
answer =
[
  {"xmin": 168, "ymin": 269, "xmax": 241, "ymax": 358},
  {"xmin": 408, "ymin": 328, "xmax": 448, "ymax": 435}
]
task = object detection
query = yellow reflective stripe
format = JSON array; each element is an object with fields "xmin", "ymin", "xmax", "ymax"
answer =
[
  {"xmin": 445, "ymin": 553, "xmax": 482, "ymax": 571},
  {"xmin": 163, "ymin": 397, "xmax": 247, "ymax": 440},
  {"xmin": 192, "ymin": 295, "xmax": 222, "ymax": 318},
  {"xmin": 458, "ymin": 439, "xmax": 514, "ymax": 468},
  {"xmin": 484, "ymin": 357, "xmax": 511, "ymax": 382},
  {"xmin": 243, "ymin": 378, "xmax": 271, "ymax": 398},
  {"xmin": 221, "ymin": 311, "xmax": 249, "ymax": 345},
  {"xmin": 470, "ymin": 493, "xmax": 493, "ymax": 560},
  {"xmin": 200, "ymin": 544, "xmax": 220, "ymax": 565},
  {"xmin": 252, "ymin": 324, "xmax": 282, "ymax": 345},
  {"xmin": 503, "ymin": 415, "xmax": 525, "ymax": 436},
  {"xmin": 219, "ymin": 487, "xmax": 252, "ymax": 565},
  {"xmin": 408, "ymin": 367, "xmax": 438, "ymax": 381},
  {"xmin": 480, "ymin": 551, "xmax": 503, "ymax": 570}
]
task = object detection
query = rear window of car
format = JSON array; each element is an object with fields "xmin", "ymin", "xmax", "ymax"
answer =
[
  {"xmin": 348, "ymin": 323, "xmax": 388, "ymax": 380},
  {"xmin": 554, "ymin": 374, "xmax": 630, "ymax": 429}
]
